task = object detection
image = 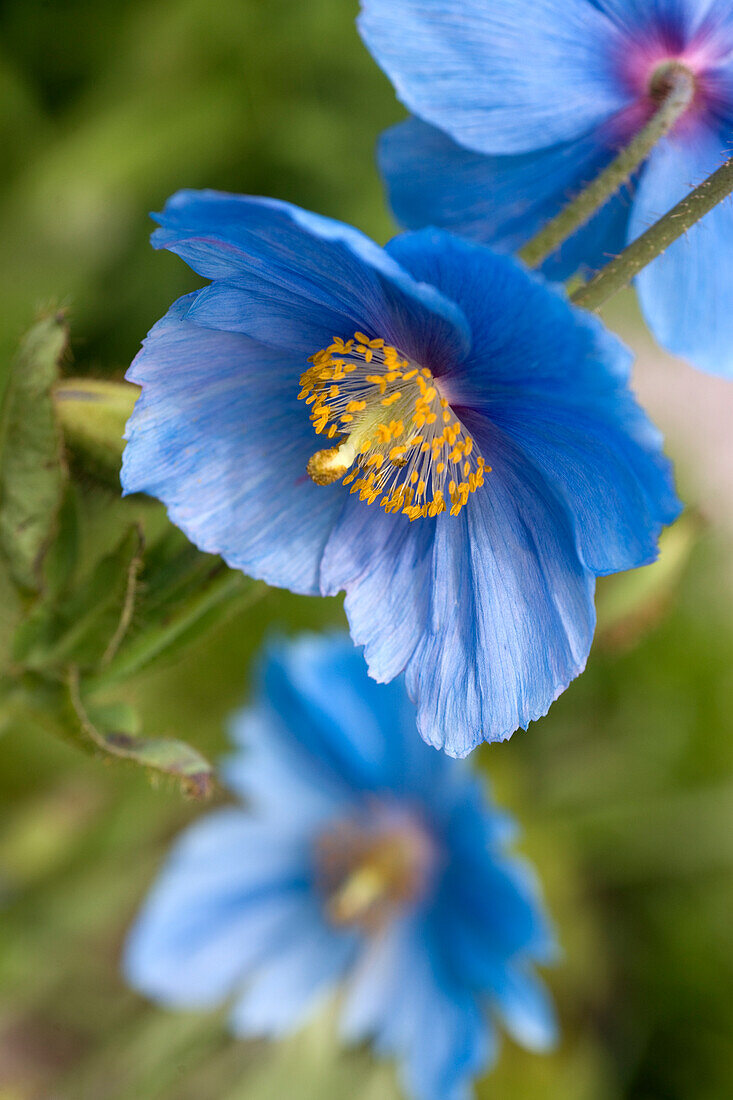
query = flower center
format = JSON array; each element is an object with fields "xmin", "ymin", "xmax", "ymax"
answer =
[
  {"xmin": 298, "ymin": 332, "xmax": 489, "ymax": 520},
  {"xmin": 315, "ymin": 809, "xmax": 436, "ymax": 931},
  {"xmin": 648, "ymin": 58, "xmax": 697, "ymax": 105}
]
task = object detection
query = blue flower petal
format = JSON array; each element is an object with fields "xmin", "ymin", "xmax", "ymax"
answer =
[
  {"xmin": 122, "ymin": 294, "xmax": 344, "ymax": 595},
  {"xmin": 126, "ymin": 634, "xmax": 560, "ymax": 1093},
  {"xmin": 492, "ymin": 965, "xmax": 558, "ymax": 1053},
  {"xmin": 405, "ymin": 432, "xmax": 596, "ymax": 756},
  {"xmin": 387, "ymin": 230, "xmax": 681, "ymax": 575},
  {"xmin": 223, "ymin": 705, "xmax": 351, "ymax": 831},
  {"xmin": 441, "ymin": 847, "xmax": 557, "ymax": 963},
  {"xmin": 325, "ymin": 427, "xmax": 595, "ymax": 756},
  {"xmin": 230, "ymin": 902, "xmax": 356, "ymax": 1037},
  {"xmin": 123, "ymin": 809, "xmax": 312, "ymax": 1008},
  {"xmin": 358, "ymin": 0, "xmax": 629, "ymax": 155},
  {"xmin": 591, "ymin": 0, "xmax": 724, "ymax": 40},
  {"xmin": 152, "ymin": 189, "xmax": 471, "ymax": 367},
  {"xmin": 228, "ymin": 635, "xmax": 441, "ymax": 800},
  {"xmin": 341, "ymin": 918, "xmax": 492, "ymax": 1100},
  {"xmin": 379, "ymin": 117, "xmax": 633, "ymax": 281},
  {"xmin": 320, "ymin": 499, "xmax": 435, "ymax": 685},
  {"xmin": 631, "ymin": 124, "xmax": 733, "ymax": 377}
]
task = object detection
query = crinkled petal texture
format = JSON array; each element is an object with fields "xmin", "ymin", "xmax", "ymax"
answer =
[
  {"xmin": 322, "ymin": 232, "xmax": 678, "ymax": 754},
  {"xmin": 321, "ymin": 434, "xmax": 598, "ymax": 756},
  {"xmin": 123, "ymin": 293, "xmax": 344, "ymax": 595},
  {"xmin": 358, "ymin": 0, "xmax": 629, "ymax": 154},
  {"xmin": 149, "ymin": 190, "xmax": 470, "ymax": 367},
  {"xmin": 125, "ymin": 635, "xmax": 558, "ymax": 1100},
  {"xmin": 123, "ymin": 191, "xmax": 470, "ymax": 594},
  {"xmin": 125, "ymin": 192, "xmax": 677, "ymax": 754}
]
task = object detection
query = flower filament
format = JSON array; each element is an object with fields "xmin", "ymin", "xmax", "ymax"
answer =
[{"xmin": 298, "ymin": 333, "xmax": 488, "ymax": 520}]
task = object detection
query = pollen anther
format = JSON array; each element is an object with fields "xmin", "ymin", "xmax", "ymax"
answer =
[{"xmin": 299, "ymin": 333, "xmax": 490, "ymax": 519}]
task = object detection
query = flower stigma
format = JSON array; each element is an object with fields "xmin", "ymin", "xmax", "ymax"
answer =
[
  {"xmin": 298, "ymin": 333, "xmax": 489, "ymax": 520},
  {"xmin": 315, "ymin": 808, "xmax": 437, "ymax": 931}
]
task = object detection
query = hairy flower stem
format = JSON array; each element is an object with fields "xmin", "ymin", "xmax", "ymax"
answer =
[
  {"xmin": 572, "ymin": 154, "xmax": 733, "ymax": 311},
  {"xmin": 519, "ymin": 63, "xmax": 696, "ymax": 269}
]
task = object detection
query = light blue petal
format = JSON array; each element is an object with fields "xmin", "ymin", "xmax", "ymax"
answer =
[
  {"xmin": 379, "ymin": 117, "xmax": 633, "ymax": 282},
  {"xmin": 236, "ymin": 636, "xmax": 420, "ymax": 793},
  {"xmin": 439, "ymin": 899, "xmax": 558, "ymax": 1052},
  {"xmin": 387, "ymin": 230, "xmax": 680, "ymax": 576},
  {"xmin": 313, "ymin": 243, "xmax": 603, "ymax": 753},
  {"xmin": 122, "ymin": 294, "xmax": 343, "ymax": 595},
  {"xmin": 442, "ymin": 781, "xmax": 521, "ymax": 854},
  {"xmin": 320, "ymin": 498, "xmax": 435, "ymax": 685},
  {"xmin": 320, "ymin": 458, "xmax": 584, "ymax": 763},
  {"xmin": 223, "ymin": 706, "xmax": 350, "ymax": 830},
  {"xmin": 358, "ymin": 0, "xmax": 629, "ymax": 155},
  {"xmin": 405, "ymin": 431, "xmax": 596, "ymax": 756},
  {"xmin": 632, "ymin": 123, "xmax": 733, "ymax": 377},
  {"xmin": 123, "ymin": 809, "xmax": 311, "ymax": 1008},
  {"xmin": 226, "ymin": 636, "xmax": 448, "ymax": 809},
  {"xmin": 492, "ymin": 965, "xmax": 558, "ymax": 1053},
  {"xmin": 341, "ymin": 919, "xmax": 492, "ymax": 1100},
  {"xmin": 152, "ymin": 189, "xmax": 471, "ymax": 366},
  {"xmin": 230, "ymin": 902, "xmax": 356, "ymax": 1037}
]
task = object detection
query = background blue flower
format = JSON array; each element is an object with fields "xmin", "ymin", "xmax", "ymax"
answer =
[
  {"xmin": 360, "ymin": 0, "xmax": 733, "ymax": 376},
  {"xmin": 122, "ymin": 190, "xmax": 680, "ymax": 755},
  {"xmin": 124, "ymin": 634, "xmax": 558, "ymax": 1100}
]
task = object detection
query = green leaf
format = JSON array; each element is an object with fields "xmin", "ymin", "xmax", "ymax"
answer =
[
  {"xmin": 0, "ymin": 312, "xmax": 68, "ymax": 593},
  {"xmin": 92, "ymin": 565, "xmax": 265, "ymax": 689},
  {"xmin": 65, "ymin": 667, "xmax": 214, "ymax": 798},
  {"xmin": 13, "ymin": 524, "xmax": 144, "ymax": 671},
  {"xmin": 134, "ymin": 527, "xmax": 227, "ymax": 622},
  {"xmin": 41, "ymin": 481, "xmax": 80, "ymax": 601}
]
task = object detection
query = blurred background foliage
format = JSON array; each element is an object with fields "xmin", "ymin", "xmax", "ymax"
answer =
[{"xmin": 0, "ymin": 1, "xmax": 732, "ymax": 1097}]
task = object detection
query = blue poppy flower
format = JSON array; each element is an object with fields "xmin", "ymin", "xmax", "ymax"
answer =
[
  {"xmin": 360, "ymin": 0, "xmax": 733, "ymax": 376},
  {"xmin": 124, "ymin": 634, "xmax": 559, "ymax": 1100},
  {"xmin": 122, "ymin": 189, "xmax": 679, "ymax": 754}
]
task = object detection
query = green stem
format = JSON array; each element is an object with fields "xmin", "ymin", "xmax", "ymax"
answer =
[
  {"xmin": 519, "ymin": 63, "xmax": 696, "ymax": 269},
  {"xmin": 88, "ymin": 570, "xmax": 265, "ymax": 691},
  {"xmin": 572, "ymin": 154, "xmax": 733, "ymax": 311}
]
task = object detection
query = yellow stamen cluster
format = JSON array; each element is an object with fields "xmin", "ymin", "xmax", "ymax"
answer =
[{"xmin": 298, "ymin": 333, "xmax": 489, "ymax": 520}]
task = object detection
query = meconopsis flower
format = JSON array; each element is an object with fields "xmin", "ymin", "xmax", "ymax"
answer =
[
  {"xmin": 124, "ymin": 635, "xmax": 558, "ymax": 1100},
  {"xmin": 361, "ymin": 0, "xmax": 733, "ymax": 376},
  {"xmin": 122, "ymin": 189, "xmax": 680, "ymax": 755}
]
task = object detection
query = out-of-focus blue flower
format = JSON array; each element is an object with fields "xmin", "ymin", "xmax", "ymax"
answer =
[
  {"xmin": 122, "ymin": 190, "xmax": 679, "ymax": 754},
  {"xmin": 124, "ymin": 635, "xmax": 559, "ymax": 1100},
  {"xmin": 361, "ymin": 0, "xmax": 733, "ymax": 376}
]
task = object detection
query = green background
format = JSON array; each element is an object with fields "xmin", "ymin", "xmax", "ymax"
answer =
[{"xmin": 1, "ymin": 1, "xmax": 733, "ymax": 1097}]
